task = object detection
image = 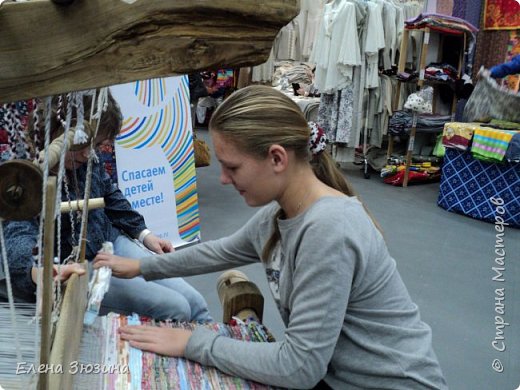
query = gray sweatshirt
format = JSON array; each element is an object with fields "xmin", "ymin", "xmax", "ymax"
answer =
[{"xmin": 140, "ymin": 197, "xmax": 447, "ymax": 389}]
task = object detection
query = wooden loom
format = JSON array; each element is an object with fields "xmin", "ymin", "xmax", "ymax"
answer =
[{"xmin": 0, "ymin": 1, "xmax": 298, "ymax": 389}]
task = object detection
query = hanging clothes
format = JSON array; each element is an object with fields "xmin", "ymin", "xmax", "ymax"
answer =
[
  {"xmin": 298, "ymin": 0, "xmax": 327, "ymax": 60},
  {"xmin": 310, "ymin": 0, "xmax": 362, "ymax": 94},
  {"xmin": 275, "ymin": 20, "xmax": 302, "ymax": 61},
  {"xmin": 252, "ymin": 46, "xmax": 275, "ymax": 83},
  {"xmin": 364, "ymin": 0, "xmax": 386, "ymax": 89},
  {"xmin": 311, "ymin": 0, "xmax": 424, "ymax": 163}
]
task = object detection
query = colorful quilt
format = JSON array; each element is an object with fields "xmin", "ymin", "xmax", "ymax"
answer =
[{"xmin": 438, "ymin": 148, "xmax": 520, "ymax": 227}]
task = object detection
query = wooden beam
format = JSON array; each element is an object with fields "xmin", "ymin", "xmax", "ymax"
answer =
[
  {"xmin": 0, "ymin": 0, "xmax": 298, "ymax": 103},
  {"xmin": 39, "ymin": 176, "xmax": 57, "ymax": 390},
  {"xmin": 49, "ymin": 270, "xmax": 88, "ymax": 390}
]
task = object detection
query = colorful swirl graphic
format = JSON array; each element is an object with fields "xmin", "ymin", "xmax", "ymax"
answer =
[
  {"xmin": 134, "ymin": 79, "xmax": 167, "ymax": 107},
  {"xmin": 116, "ymin": 76, "xmax": 199, "ymax": 242}
]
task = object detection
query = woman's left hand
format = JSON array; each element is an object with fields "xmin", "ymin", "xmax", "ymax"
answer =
[
  {"xmin": 119, "ymin": 325, "xmax": 192, "ymax": 357},
  {"xmin": 56, "ymin": 263, "xmax": 87, "ymax": 283},
  {"xmin": 143, "ymin": 234, "xmax": 173, "ymax": 254}
]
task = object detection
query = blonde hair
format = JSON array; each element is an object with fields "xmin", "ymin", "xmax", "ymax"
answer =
[{"xmin": 209, "ymin": 85, "xmax": 373, "ymax": 261}]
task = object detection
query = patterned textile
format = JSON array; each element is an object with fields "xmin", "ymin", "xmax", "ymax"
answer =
[
  {"xmin": 442, "ymin": 122, "xmax": 477, "ymax": 151},
  {"xmin": 463, "ymin": 73, "xmax": 520, "ymax": 123},
  {"xmin": 471, "ymin": 127, "xmax": 518, "ymax": 162},
  {"xmin": 388, "ymin": 111, "xmax": 450, "ymax": 135},
  {"xmin": 472, "ymin": 30, "xmax": 510, "ymax": 79},
  {"xmin": 0, "ymin": 100, "xmax": 35, "ymax": 162},
  {"xmin": 452, "ymin": 0, "xmax": 483, "ymax": 76},
  {"xmin": 484, "ymin": 0, "xmax": 520, "ymax": 30},
  {"xmin": 84, "ymin": 313, "xmax": 280, "ymax": 390},
  {"xmin": 317, "ymin": 87, "xmax": 354, "ymax": 144},
  {"xmin": 438, "ymin": 148, "xmax": 520, "ymax": 227}
]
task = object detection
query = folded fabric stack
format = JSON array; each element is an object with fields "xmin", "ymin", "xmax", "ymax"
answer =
[
  {"xmin": 441, "ymin": 122, "xmax": 479, "ymax": 151},
  {"xmin": 488, "ymin": 119, "xmax": 520, "ymax": 130},
  {"xmin": 405, "ymin": 13, "xmax": 478, "ymax": 36},
  {"xmin": 425, "ymin": 63, "xmax": 459, "ymax": 82},
  {"xmin": 272, "ymin": 61, "xmax": 314, "ymax": 89},
  {"xmin": 389, "ymin": 111, "xmax": 451, "ymax": 135},
  {"xmin": 397, "ymin": 71, "xmax": 419, "ymax": 82},
  {"xmin": 441, "ymin": 122, "xmax": 520, "ymax": 163},
  {"xmin": 472, "ymin": 127, "xmax": 518, "ymax": 163}
]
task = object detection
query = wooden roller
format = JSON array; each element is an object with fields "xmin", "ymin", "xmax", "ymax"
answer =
[{"xmin": 217, "ymin": 270, "xmax": 264, "ymax": 324}]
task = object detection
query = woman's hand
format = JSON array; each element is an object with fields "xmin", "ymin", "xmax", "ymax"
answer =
[
  {"xmin": 143, "ymin": 234, "xmax": 173, "ymax": 254},
  {"xmin": 31, "ymin": 263, "xmax": 86, "ymax": 285},
  {"xmin": 119, "ymin": 325, "xmax": 192, "ymax": 357},
  {"xmin": 56, "ymin": 263, "xmax": 87, "ymax": 282},
  {"xmin": 93, "ymin": 253, "xmax": 141, "ymax": 278}
]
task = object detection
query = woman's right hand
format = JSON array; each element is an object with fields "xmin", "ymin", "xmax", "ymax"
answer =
[{"xmin": 93, "ymin": 253, "xmax": 141, "ymax": 278}]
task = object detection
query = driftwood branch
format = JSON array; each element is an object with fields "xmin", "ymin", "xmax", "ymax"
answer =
[{"xmin": 0, "ymin": 0, "xmax": 298, "ymax": 103}]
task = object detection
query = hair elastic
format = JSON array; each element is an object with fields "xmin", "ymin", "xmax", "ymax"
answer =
[{"xmin": 308, "ymin": 122, "xmax": 328, "ymax": 156}]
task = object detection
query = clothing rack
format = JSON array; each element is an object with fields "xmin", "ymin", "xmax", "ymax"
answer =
[{"xmin": 391, "ymin": 23, "xmax": 467, "ymax": 187}]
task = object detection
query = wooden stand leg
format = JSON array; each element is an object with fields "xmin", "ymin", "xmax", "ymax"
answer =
[
  {"xmin": 387, "ymin": 134, "xmax": 394, "ymax": 160},
  {"xmin": 403, "ymin": 112, "xmax": 418, "ymax": 188},
  {"xmin": 217, "ymin": 270, "xmax": 264, "ymax": 324}
]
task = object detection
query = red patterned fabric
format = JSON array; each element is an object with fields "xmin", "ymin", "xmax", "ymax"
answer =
[{"xmin": 484, "ymin": 0, "xmax": 520, "ymax": 30}]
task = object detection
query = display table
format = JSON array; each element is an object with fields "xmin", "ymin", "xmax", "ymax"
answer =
[{"xmin": 438, "ymin": 148, "xmax": 520, "ymax": 227}]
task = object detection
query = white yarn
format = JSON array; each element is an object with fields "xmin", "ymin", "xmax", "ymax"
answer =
[
  {"xmin": 0, "ymin": 222, "xmax": 23, "ymax": 363},
  {"xmin": 52, "ymin": 93, "xmax": 75, "ymax": 320},
  {"xmin": 73, "ymin": 92, "xmax": 89, "ymax": 145},
  {"xmin": 74, "ymin": 88, "xmax": 107, "ymax": 263},
  {"xmin": 33, "ymin": 96, "xmax": 53, "ymax": 366}
]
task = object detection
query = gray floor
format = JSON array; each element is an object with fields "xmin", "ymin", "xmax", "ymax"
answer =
[{"xmin": 186, "ymin": 128, "xmax": 520, "ymax": 390}]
